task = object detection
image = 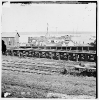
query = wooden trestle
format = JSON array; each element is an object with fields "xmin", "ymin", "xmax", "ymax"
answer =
[{"xmin": 6, "ymin": 47, "xmax": 96, "ymax": 62}]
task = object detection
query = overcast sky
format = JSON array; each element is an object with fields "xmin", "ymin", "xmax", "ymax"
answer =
[{"xmin": 2, "ymin": 2, "xmax": 96, "ymax": 34}]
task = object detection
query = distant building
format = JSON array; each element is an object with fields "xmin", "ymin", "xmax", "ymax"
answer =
[
  {"xmin": 2, "ymin": 32, "xmax": 20, "ymax": 48},
  {"xmin": 64, "ymin": 35, "xmax": 71, "ymax": 41},
  {"xmin": 68, "ymin": 41, "xmax": 75, "ymax": 46},
  {"xmin": 28, "ymin": 37, "xmax": 35, "ymax": 43},
  {"xmin": 48, "ymin": 38, "xmax": 63, "ymax": 43},
  {"xmin": 28, "ymin": 35, "xmax": 74, "ymax": 46},
  {"xmin": 61, "ymin": 35, "xmax": 74, "ymax": 46},
  {"xmin": 62, "ymin": 40, "xmax": 75, "ymax": 46}
]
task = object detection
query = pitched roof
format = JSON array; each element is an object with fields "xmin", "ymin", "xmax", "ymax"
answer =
[{"xmin": 1, "ymin": 32, "xmax": 20, "ymax": 37}]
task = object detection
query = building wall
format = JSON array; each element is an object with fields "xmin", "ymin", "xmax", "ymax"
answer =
[
  {"xmin": 62, "ymin": 42, "xmax": 67, "ymax": 46},
  {"xmin": 2, "ymin": 37, "xmax": 15, "ymax": 47},
  {"xmin": 15, "ymin": 34, "xmax": 19, "ymax": 47},
  {"xmin": 61, "ymin": 41, "xmax": 74, "ymax": 46},
  {"xmin": 68, "ymin": 41, "xmax": 74, "ymax": 46},
  {"xmin": 2, "ymin": 33, "xmax": 19, "ymax": 48}
]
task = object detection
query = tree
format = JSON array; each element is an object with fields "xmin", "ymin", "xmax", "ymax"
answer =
[
  {"xmin": 2, "ymin": 40, "xmax": 7, "ymax": 55},
  {"xmin": 90, "ymin": 40, "xmax": 96, "ymax": 47}
]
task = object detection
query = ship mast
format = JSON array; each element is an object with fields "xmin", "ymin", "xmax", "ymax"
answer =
[{"xmin": 46, "ymin": 23, "xmax": 48, "ymax": 37}]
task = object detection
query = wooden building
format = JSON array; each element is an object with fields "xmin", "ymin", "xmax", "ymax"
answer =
[{"xmin": 2, "ymin": 32, "xmax": 20, "ymax": 48}]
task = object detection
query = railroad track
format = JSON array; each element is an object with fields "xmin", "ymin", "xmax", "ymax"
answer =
[
  {"xmin": 2, "ymin": 56, "xmax": 96, "ymax": 77},
  {"xmin": 2, "ymin": 67, "xmax": 54, "ymax": 75},
  {"xmin": 2, "ymin": 61, "xmax": 63, "ymax": 75},
  {"xmin": 2, "ymin": 61, "xmax": 64, "ymax": 69},
  {"xmin": 2, "ymin": 57, "xmax": 66, "ymax": 67},
  {"xmin": 2, "ymin": 63, "xmax": 96, "ymax": 87}
]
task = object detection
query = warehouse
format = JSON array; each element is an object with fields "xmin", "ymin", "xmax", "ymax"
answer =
[{"xmin": 2, "ymin": 32, "xmax": 20, "ymax": 48}]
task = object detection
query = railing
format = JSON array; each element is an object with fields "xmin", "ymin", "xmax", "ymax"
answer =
[{"xmin": 19, "ymin": 46, "xmax": 95, "ymax": 52}]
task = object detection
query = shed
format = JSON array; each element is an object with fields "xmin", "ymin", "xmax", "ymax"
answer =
[{"xmin": 1, "ymin": 32, "xmax": 20, "ymax": 48}]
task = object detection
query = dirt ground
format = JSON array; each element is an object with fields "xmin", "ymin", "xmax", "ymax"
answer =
[{"xmin": 1, "ymin": 55, "xmax": 96, "ymax": 98}]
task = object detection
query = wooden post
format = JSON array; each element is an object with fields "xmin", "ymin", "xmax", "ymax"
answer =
[
  {"xmin": 61, "ymin": 46, "xmax": 62, "ymax": 51},
  {"xmin": 39, "ymin": 52, "xmax": 40, "ymax": 58},
  {"xmin": 45, "ymin": 46, "xmax": 46, "ymax": 49},
  {"xmin": 6, "ymin": 50, "xmax": 8, "ymax": 56},
  {"xmin": 67, "ymin": 53, "xmax": 69, "ymax": 61},
  {"xmin": 59, "ymin": 52, "xmax": 60, "ymax": 60},
  {"xmin": 51, "ymin": 52, "xmax": 53, "ymax": 59},
  {"xmin": 56, "ymin": 46, "xmax": 58, "ymax": 50},
  {"xmin": 34, "ymin": 51, "xmax": 35, "ymax": 57},
  {"xmin": 77, "ymin": 46, "xmax": 78, "ymax": 51},
  {"xmin": 70, "ymin": 47, "xmax": 71, "ymax": 51},
  {"xmin": 82, "ymin": 47, "xmax": 83, "ymax": 51},
  {"xmin": 57, "ymin": 52, "xmax": 60, "ymax": 60},
  {"xmin": 19, "ymin": 51, "xmax": 20, "ymax": 58},
  {"xmin": 85, "ymin": 53, "xmax": 87, "ymax": 61},
  {"xmin": 76, "ymin": 54, "xmax": 79, "ymax": 62},
  {"xmin": 88, "ymin": 47, "xmax": 89, "ymax": 51},
  {"xmin": 12, "ymin": 50, "xmax": 14, "ymax": 56}
]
